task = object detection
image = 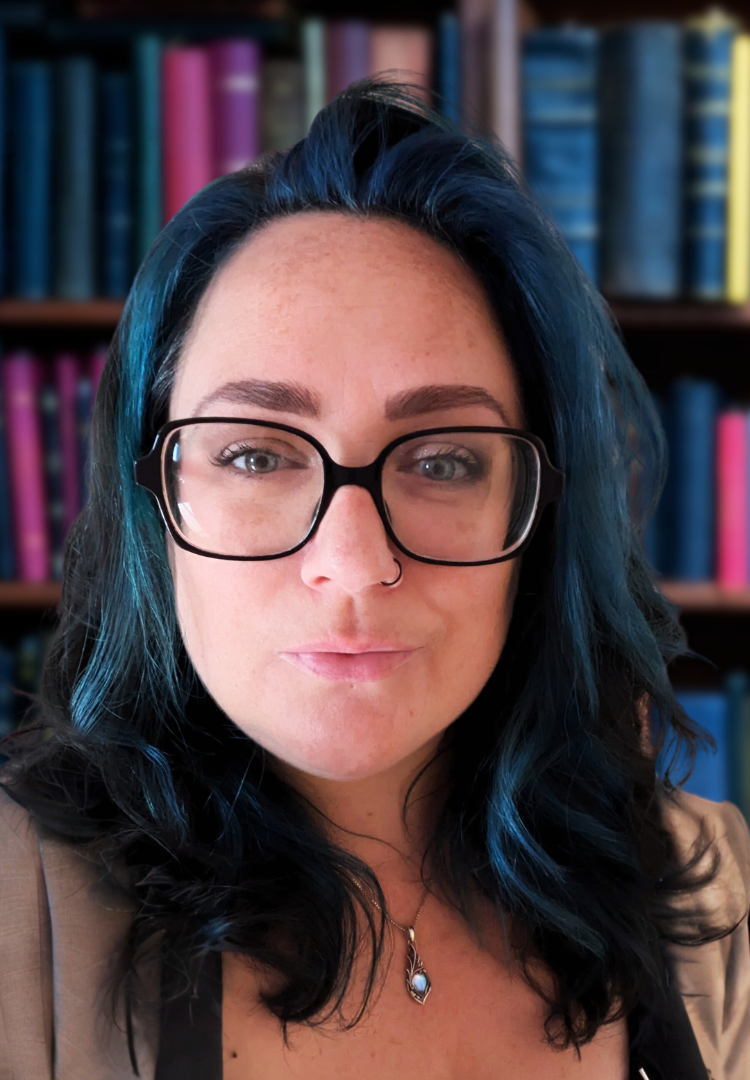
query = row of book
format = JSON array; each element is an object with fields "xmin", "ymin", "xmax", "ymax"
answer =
[
  {"xmin": 3, "ymin": 15, "xmax": 449, "ymax": 301},
  {"xmin": 670, "ymin": 674, "xmax": 750, "ymax": 820},
  {"xmin": 644, "ymin": 378, "xmax": 750, "ymax": 587},
  {"xmin": 522, "ymin": 9, "xmax": 750, "ymax": 302},
  {"xmin": 0, "ymin": 630, "xmax": 50, "ymax": 754},
  {"xmin": 0, "ymin": 351, "xmax": 104, "ymax": 581}
]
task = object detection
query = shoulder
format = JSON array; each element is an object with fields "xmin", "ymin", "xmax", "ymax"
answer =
[{"xmin": 660, "ymin": 790, "xmax": 750, "ymax": 1080}]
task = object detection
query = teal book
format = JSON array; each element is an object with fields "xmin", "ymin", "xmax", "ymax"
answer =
[
  {"xmin": 54, "ymin": 56, "xmax": 97, "ymax": 299},
  {"xmin": 133, "ymin": 34, "xmax": 162, "ymax": 265}
]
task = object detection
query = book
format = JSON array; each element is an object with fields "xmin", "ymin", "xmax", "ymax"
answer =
[
  {"xmin": 490, "ymin": 0, "xmax": 521, "ymax": 165},
  {"xmin": 664, "ymin": 378, "xmax": 720, "ymax": 580},
  {"xmin": 436, "ymin": 12, "xmax": 461, "ymax": 124},
  {"xmin": 0, "ymin": 381, "xmax": 16, "ymax": 579},
  {"xmin": 301, "ymin": 16, "xmax": 326, "ymax": 129},
  {"xmin": 9, "ymin": 60, "xmax": 52, "ymax": 299},
  {"xmin": 325, "ymin": 20, "xmax": 370, "ymax": 102},
  {"xmin": 133, "ymin": 34, "xmax": 162, "ymax": 265},
  {"xmin": 599, "ymin": 23, "xmax": 683, "ymax": 298},
  {"xmin": 210, "ymin": 39, "xmax": 262, "ymax": 176},
  {"xmin": 261, "ymin": 59, "xmax": 306, "ymax": 152},
  {"xmin": 100, "ymin": 69, "xmax": 134, "ymax": 298},
  {"xmin": 54, "ymin": 55, "xmax": 97, "ymax": 300},
  {"xmin": 0, "ymin": 644, "xmax": 16, "ymax": 741},
  {"xmin": 683, "ymin": 9, "xmax": 740, "ymax": 301},
  {"xmin": 716, "ymin": 410, "xmax": 749, "ymax": 587},
  {"xmin": 2, "ymin": 353, "xmax": 50, "ymax": 582},
  {"xmin": 726, "ymin": 33, "xmax": 750, "ymax": 304},
  {"xmin": 726, "ymin": 670, "xmax": 750, "ymax": 819},
  {"xmin": 162, "ymin": 45, "xmax": 213, "ymax": 222},
  {"xmin": 459, "ymin": 0, "xmax": 492, "ymax": 132},
  {"xmin": 370, "ymin": 26, "xmax": 433, "ymax": 99},
  {"xmin": 76, "ymin": 374, "xmax": 93, "ymax": 508},
  {"xmin": 522, "ymin": 26, "xmax": 600, "ymax": 284}
]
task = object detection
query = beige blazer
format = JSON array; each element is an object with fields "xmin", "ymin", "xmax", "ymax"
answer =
[{"xmin": 1, "ymin": 782, "xmax": 749, "ymax": 1080}]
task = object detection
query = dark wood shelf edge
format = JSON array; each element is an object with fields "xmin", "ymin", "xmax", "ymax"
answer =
[
  {"xmin": 1, "ymin": 579, "xmax": 749, "ymax": 612},
  {"xmin": 1, "ymin": 299, "xmax": 750, "ymax": 331}
]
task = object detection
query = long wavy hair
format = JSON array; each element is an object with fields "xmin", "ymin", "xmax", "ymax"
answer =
[{"xmin": 0, "ymin": 76, "xmax": 727, "ymax": 1072}]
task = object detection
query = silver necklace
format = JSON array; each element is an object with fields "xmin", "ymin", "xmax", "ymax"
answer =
[{"xmin": 352, "ymin": 878, "xmax": 432, "ymax": 1004}]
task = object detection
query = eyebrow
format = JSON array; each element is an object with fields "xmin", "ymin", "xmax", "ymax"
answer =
[{"xmin": 193, "ymin": 379, "xmax": 514, "ymax": 426}]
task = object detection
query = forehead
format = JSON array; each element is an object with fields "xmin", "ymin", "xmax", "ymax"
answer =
[{"xmin": 170, "ymin": 211, "xmax": 522, "ymax": 427}]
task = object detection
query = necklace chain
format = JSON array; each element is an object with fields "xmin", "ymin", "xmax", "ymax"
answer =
[{"xmin": 351, "ymin": 876, "xmax": 428, "ymax": 935}]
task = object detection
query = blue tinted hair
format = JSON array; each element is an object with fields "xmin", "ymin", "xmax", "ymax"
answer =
[{"xmin": 1, "ymin": 78, "xmax": 726, "ymax": 1070}]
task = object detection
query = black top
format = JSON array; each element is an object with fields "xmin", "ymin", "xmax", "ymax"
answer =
[{"xmin": 154, "ymin": 950, "xmax": 710, "ymax": 1080}]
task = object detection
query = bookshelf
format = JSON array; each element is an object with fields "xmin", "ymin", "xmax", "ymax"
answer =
[{"xmin": 2, "ymin": 0, "xmax": 750, "ymax": 713}]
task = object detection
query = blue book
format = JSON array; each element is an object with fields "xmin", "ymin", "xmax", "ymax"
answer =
[
  {"xmin": 599, "ymin": 23, "xmax": 683, "ymax": 298},
  {"xmin": 663, "ymin": 378, "xmax": 720, "ymax": 580},
  {"xmin": 641, "ymin": 392, "xmax": 666, "ymax": 574},
  {"xmin": 54, "ymin": 56, "xmax": 96, "ymax": 300},
  {"xmin": 0, "ymin": 644, "xmax": 16, "ymax": 745},
  {"xmin": 437, "ymin": 12, "xmax": 461, "ymax": 125},
  {"xmin": 133, "ymin": 35, "xmax": 162, "ymax": 266},
  {"xmin": 671, "ymin": 690, "xmax": 728, "ymax": 803},
  {"xmin": 522, "ymin": 26, "xmax": 600, "ymax": 284},
  {"xmin": 683, "ymin": 11, "xmax": 740, "ymax": 300},
  {"xmin": 9, "ymin": 61, "xmax": 52, "ymax": 299},
  {"xmin": 39, "ymin": 382, "xmax": 65, "ymax": 581},
  {"xmin": 0, "ymin": 381, "xmax": 15, "ymax": 580},
  {"xmin": 725, "ymin": 670, "xmax": 750, "ymax": 819},
  {"xmin": 100, "ymin": 70, "xmax": 134, "ymax": 298}
]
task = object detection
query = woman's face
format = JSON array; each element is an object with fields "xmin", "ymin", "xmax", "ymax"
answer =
[{"xmin": 168, "ymin": 212, "xmax": 525, "ymax": 782}]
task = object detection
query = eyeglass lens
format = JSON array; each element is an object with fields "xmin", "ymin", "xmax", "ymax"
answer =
[{"xmin": 162, "ymin": 423, "xmax": 541, "ymax": 562}]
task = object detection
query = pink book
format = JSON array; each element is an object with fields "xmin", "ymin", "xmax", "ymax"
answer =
[
  {"xmin": 209, "ymin": 39, "xmax": 261, "ymax": 177},
  {"xmin": 369, "ymin": 26, "xmax": 434, "ymax": 101},
  {"xmin": 53, "ymin": 353, "xmax": 81, "ymax": 536},
  {"xmin": 162, "ymin": 46, "xmax": 213, "ymax": 222},
  {"xmin": 325, "ymin": 21, "xmax": 370, "ymax": 101},
  {"xmin": 2, "ymin": 352, "xmax": 50, "ymax": 581},
  {"xmin": 716, "ymin": 411, "xmax": 749, "ymax": 588}
]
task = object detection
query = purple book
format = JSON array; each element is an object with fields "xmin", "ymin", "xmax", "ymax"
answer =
[
  {"xmin": 325, "ymin": 20, "xmax": 370, "ymax": 101},
  {"xmin": 53, "ymin": 352, "xmax": 81, "ymax": 536},
  {"xmin": 210, "ymin": 39, "xmax": 261, "ymax": 177},
  {"xmin": 2, "ymin": 352, "xmax": 50, "ymax": 581}
]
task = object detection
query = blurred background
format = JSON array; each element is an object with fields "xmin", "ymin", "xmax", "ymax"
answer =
[{"xmin": 0, "ymin": 0, "xmax": 749, "ymax": 812}]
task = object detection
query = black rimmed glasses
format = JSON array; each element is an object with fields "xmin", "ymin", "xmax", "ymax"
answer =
[{"xmin": 133, "ymin": 418, "xmax": 565, "ymax": 566}]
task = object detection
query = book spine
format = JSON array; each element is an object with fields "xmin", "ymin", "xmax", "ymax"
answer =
[
  {"xmin": 209, "ymin": 38, "xmax": 261, "ymax": 177},
  {"xmin": 369, "ymin": 26, "xmax": 433, "ymax": 97},
  {"xmin": 53, "ymin": 353, "xmax": 81, "ymax": 536},
  {"xmin": 54, "ymin": 56, "xmax": 97, "ymax": 300},
  {"xmin": 261, "ymin": 60, "xmax": 306, "ymax": 152},
  {"xmin": 490, "ymin": 0, "xmax": 521, "ymax": 165},
  {"xmin": 683, "ymin": 12, "xmax": 739, "ymax": 300},
  {"xmin": 162, "ymin": 46, "xmax": 213, "ymax": 223},
  {"xmin": 38, "ymin": 380, "xmax": 65, "ymax": 580},
  {"xmin": 667, "ymin": 378, "xmax": 719, "ymax": 580},
  {"xmin": 133, "ymin": 34, "xmax": 162, "ymax": 264},
  {"xmin": 0, "ymin": 644, "xmax": 16, "ymax": 740},
  {"xmin": 76, "ymin": 376, "xmax": 93, "ymax": 509},
  {"xmin": 599, "ymin": 23, "xmax": 683, "ymax": 298},
  {"xmin": 2, "ymin": 354, "xmax": 50, "ymax": 582},
  {"xmin": 725, "ymin": 670, "xmax": 750, "ymax": 817},
  {"xmin": 459, "ymin": 0, "xmax": 492, "ymax": 131},
  {"xmin": 0, "ymin": 382, "xmax": 16, "ymax": 579},
  {"xmin": 325, "ymin": 20, "xmax": 371, "ymax": 101},
  {"xmin": 100, "ymin": 70, "xmax": 134, "ymax": 299},
  {"xmin": 90, "ymin": 346, "xmax": 107, "ymax": 408},
  {"xmin": 716, "ymin": 410, "xmax": 749, "ymax": 587},
  {"xmin": 726, "ymin": 33, "xmax": 750, "ymax": 304},
  {"xmin": 9, "ymin": 61, "xmax": 52, "ymax": 300},
  {"xmin": 522, "ymin": 26, "xmax": 600, "ymax": 285},
  {"xmin": 437, "ymin": 12, "xmax": 461, "ymax": 124},
  {"xmin": 0, "ymin": 28, "xmax": 6, "ymax": 295},
  {"xmin": 302, "ymin": 17, "xmax": 326, "ymax": 127},
  {"xmin": 673, "ymin": 690, "xmax": 729, "ymax": 801}
]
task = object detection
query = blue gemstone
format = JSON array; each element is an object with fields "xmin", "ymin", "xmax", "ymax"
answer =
[{"xmin": 411, "ymin": 973, "xmax": 427, "ymax": 993}]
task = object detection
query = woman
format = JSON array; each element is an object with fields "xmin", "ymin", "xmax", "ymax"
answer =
[{"xmin": 1, "ymin": 79, "xmax": 748, "ymax": 1080}]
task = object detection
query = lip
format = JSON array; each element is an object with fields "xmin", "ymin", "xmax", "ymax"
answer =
[
  {"xmin": 284, "ymin": 639, "xmax": 416, "ymax": 654},
  {"xmin": 279, "ymin": 647, "xmax": 420, "ymax": 682}
]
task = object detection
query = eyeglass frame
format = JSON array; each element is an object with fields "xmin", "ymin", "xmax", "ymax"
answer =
[{"xmin": 133, "ymin": 417, "xmax": 566, "ymax": 567}]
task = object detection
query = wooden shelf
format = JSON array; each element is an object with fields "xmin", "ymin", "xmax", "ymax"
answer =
[
  {"xmin": 0, "ymin": 582, "xmax": 62, "ymax": 608},
  {"xmin": 0, "ymin": 299, "xmax": 125, "ymax": 327},
  {"xmin": 1, "ymin": 299, "xmax": 750, "ymax": 332},
  {"xmin": 0, "ymin": 579, "xmax": 748, "ymax": 613}
]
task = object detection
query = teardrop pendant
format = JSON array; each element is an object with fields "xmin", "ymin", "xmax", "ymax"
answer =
[{"xmin": 405, "ymin": 927, "xmax": 432, "ymax": 1004}]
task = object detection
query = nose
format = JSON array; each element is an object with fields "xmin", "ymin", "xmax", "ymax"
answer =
[{"xmin": 299, "ymin": 483, "xmax": 401, "ymax": 593}]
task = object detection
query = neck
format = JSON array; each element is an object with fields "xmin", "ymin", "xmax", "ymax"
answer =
[{"xmin": 272, "ymin": 734, "xmax": 453, "ymax": 921}]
